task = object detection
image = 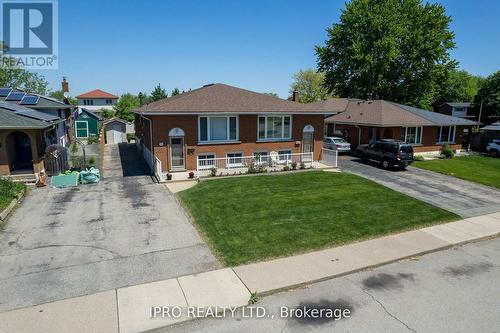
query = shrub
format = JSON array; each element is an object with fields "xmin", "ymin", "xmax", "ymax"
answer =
[
  {"xmin": 440, "ymin": 143, "xmax": 454, "ymax": 159},
  {"xmin": 291, "ymin": 162, "xmax": 297, "ymax": 170},
  {"xmin": 87, "ymin": 134, "xmax": 99, "ymax": 144},
  {"xmin": 413, "ymin": 155, "xmax": 425, "ymax": 161},
  {"xmin": 247, "ymin": 160, "xmax": 266, "ymax": 174},
  {"xmin": 88, "ymin": 156, "xmax": 96, "ymax": 167},
  {"xmin": 283, "ymin": 165, "xmax": 291, "ymax": 171},
  {"xmin": 209, "ymin": 167, "xmax": 217, "ymax": 177},
  {"xmin": 299, "ymin": 162, "xmax": 306, "ymax": 169},
  {"xmin": 126, "ymin": 133, "xmax": 136, "ymax": 142},
  {"xmin": 70, "ymin": 142, "xmax": 78, "ymax": 154}
]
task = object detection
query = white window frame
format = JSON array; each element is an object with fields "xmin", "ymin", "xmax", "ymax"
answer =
[
  {"xmin": 403, "ymin": 126, "xmax": 423, "ymax": 145},
  {"xmin": 257, "ymin": 115, "xmax": 292, "ymax": 141},
  {"xmin": 197, "ymin": 153, "xmax": 216, "ymax": 170},
  {"xmin": 198, "ymin": 115, "xmax": 239, "ymax": 143},
  {"xmin": 75, "ymin": 120, "xmax": 89, "ymax": 138},
  {"xmin": 226, "ymin": 152, "xmax": 244, "ymax": 167},
  {"xmin": 437, "ymin": 126, "xmax": 456, "ymax": 143},
  {"xmin": 253, "ymin": 150, "xmax": 269, "ymax": 164}
]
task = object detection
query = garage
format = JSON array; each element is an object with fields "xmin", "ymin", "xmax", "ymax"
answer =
[{"xmin": 104, "ymin": 118, "xmax": 127, "ymax": 144}]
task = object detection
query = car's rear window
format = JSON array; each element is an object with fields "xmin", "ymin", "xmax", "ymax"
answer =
[
  {"xmin": 334, "ymin": 138, "xmax": 348, "ymax": 143},
  {"xmin": 399, "ymin": 145, "xmax": 413, "ymax": 153}
]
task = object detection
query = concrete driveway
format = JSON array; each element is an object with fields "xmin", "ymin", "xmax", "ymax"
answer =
[
  {"xmin": 339, "ymin": 155, "xmax": 500, "ymax": 218},
  {"xmin": 0, "ymin": 144, "xmax": 220, "ymax": 312}
]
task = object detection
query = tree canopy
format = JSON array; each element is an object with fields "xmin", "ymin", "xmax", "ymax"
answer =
[
  {"xmin": 150, "ymin": 84, "xmax": 168, "ymax": 102},
  {"xmin": 436, "ymin": 69, "xmax": 483, "ymax": 106},
  {"xmin": 113, "ymin": 93, "xmax": 139, "ymax": 122},
  {"xmin": 316, "ymin": 0, "xmax": 456, "ymax": 110},
  {"xmin": 290, "ymin": 69, "xmax": 329, "ymax": 103},
  {"xmin": 48, "ymin": 90, "xmax": 77, "ymax": 105},
  {"xmin": 472, "ymin": 71, "xmax": 500, "ymax": 123},
  {"xmin": 0, "ymin": 60, "xmax": 49, "ymax": 94}
]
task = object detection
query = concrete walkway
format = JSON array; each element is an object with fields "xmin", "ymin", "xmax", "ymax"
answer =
[
  {"xmin": 1, "ymin": 212, "xmax": 499, "ymax": 333},
  {"xmin": 339, "ymin": 156, "xmax": 500, "ymax": 218}
]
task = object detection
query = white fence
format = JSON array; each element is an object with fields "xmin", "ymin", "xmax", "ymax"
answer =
[
  {"xmin": 196, "ymin": 152, "xmax": 314, "ymax": 178},
  {"xmin": 321, "ymin": 148, "xmax": 338, "ymax": 167}
]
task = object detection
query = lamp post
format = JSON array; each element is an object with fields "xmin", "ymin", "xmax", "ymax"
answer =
[{"xmin": 478, "ymin": 93, "xmax": 495, "ymax": 127}]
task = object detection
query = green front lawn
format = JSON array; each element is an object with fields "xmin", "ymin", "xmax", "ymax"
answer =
[
  {"xmin": 414, "ymin": 155, "xmax": 500, "ymax": 189},
  {"xmin": 178, "ymin": 171, "xmax": 458, "ymax": 266},
  {"xmin": 0, "ymin": 178, "xmax": 26, "ymax": 212}
]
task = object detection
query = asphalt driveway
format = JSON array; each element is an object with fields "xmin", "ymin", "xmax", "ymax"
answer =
[
  {"xmin": 339, "ymin": 155, "xmax": 500, "ymax": 218},
  {"xmin": 0, "ymin": 143, "xmax": 221, "ymax": 312}
]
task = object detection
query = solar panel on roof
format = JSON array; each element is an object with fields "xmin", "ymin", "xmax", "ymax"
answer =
[
  {"xmin": 20, "ymin": 95, "xmax": 40, "ymax": 105},
  {"xmin": 0, "ymin": 88, "xmax": 13, "ymax": 97},
  {"xmin": 14, "ymin": 109, "xmax": 60, "ymax": 122},
  {"xmin": 5, "ymin": 91, "xmax": 26, "ymax": 101},
  {"xmin": 0, "ymin": 100, "xmax": 33, "ymax": 112}
]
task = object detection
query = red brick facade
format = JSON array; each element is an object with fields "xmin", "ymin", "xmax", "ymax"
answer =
[
  {"xmin": 326, "ymin": 124, "xmax": 468, "ymax": 152},
  {"xmin": 135, "ymin": 114, "xmax": 325, "ymax": 172}
]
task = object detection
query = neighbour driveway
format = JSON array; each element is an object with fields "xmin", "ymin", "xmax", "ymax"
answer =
[
  {"xmin": 0, "ymin": 143, "xmax": 220, "ymax": 312},
  {"xmin": 339, "ymin": 155, "xmax": 500, "ymax": 218}
]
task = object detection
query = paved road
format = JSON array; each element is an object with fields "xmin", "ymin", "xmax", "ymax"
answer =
[
  {"xmin": 338, "ymin": 156, "xmax": 500, "ymax": 218},
  {"xmin": 0, "ymin": 143, "xmax": 220, "ymax": 312},
  {"xmin": 160, "ymin": 236, "xmax": 500, "ymax": 333}
]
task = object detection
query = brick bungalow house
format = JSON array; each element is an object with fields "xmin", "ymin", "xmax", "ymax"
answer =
[
  {"xmin": 0, "ymin": 106, "xmax": 65, "ymax": 176},
  {"xmin": 133, "ymin": 84, "xmax": 340, "ymax": 175},
  {"xmin": 325, "ymin": 100, "xmax": 477, "ymax": 153}
]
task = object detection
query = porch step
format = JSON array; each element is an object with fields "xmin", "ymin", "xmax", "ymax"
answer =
[{"xmin": 6, "ymin": 174, "xmax": 37, "ymax": 184}]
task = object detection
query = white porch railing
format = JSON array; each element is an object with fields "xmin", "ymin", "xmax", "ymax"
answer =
[
  {"xmin": 196, "ymin": 152, "xmax": 314, "ymax": 178},
  {"xmin": 155, "ymin": 157, "xmax": 165, "ymax": 182}
]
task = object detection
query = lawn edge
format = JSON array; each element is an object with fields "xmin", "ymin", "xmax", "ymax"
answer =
[
  {"xmin": 172, "ymin": 189, "xmax": 228, "ymax": 265},
  {"xmin": 413, "ymin": 159, "xmax": 500, "ymax": 190}
]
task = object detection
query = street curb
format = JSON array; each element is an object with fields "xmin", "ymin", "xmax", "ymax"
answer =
[{"xmin": 241, "ymin": 232, "xmax": 500, "ymax": 298}]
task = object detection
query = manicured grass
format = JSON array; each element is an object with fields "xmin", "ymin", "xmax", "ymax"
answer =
[
  {"xmin": 0, "ymin": 178, "xmax": 25, "ymax": 212},
  {"xmin": 414, "ymin": 155, "xmax": 500, "ymax": 189},
  {"xmin": 178, "ymin": 171, "xmax": 458, "ymax": 265}
]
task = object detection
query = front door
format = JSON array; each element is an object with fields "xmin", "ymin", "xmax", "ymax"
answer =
[
  {"xmin": 302, "ymin": 128, "xmax": 314, "ymax": 161},
  {"xmin": 170, "ymin": 137, "xmax": 185, "ymax": 170}
]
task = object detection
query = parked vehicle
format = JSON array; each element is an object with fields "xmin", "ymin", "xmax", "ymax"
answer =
[
  {"xmin": 323, "ymin": 136, "xmax": 351, "ymax": 153},
  {"xmin": 486, "ymin": 139, "xmax": 500, "ymax": 157},
  {"xmin": 356, "ymin": 139, "xmax": 414, "ymax": 169}
]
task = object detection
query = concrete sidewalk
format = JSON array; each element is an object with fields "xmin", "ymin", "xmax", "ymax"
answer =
[{"xmin": 1, "ymin": 212, "xmax": 499, "ymax": 333}]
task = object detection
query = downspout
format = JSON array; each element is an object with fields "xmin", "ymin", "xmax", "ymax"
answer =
[
  {"xmin": 355, "ymin": 125, "xmax": 361, "ymax": 147},
  {"xmin": 139, "ymin": 113, "xmax": 154, "ymax": 173}
]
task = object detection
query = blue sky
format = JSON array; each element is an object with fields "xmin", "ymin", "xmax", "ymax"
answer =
[{"xmin": 38, "ymin": 0, "xmax": 500, "ymax": 98}]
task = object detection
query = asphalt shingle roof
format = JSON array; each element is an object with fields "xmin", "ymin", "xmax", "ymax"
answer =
[
  {"xmin": 0, "ymin": 107, "xmax": 54, "ymax": 129},
  {"xmin": 326, "ymin": 100, "xmax": 478, "ymax": 127},
  {"xmin": 134, "ymin": 83, "xmax": 340, "ymax": 114}
]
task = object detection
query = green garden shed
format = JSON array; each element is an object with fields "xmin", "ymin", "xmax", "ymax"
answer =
[{"xmin": 74, "ymin": 108, "xmax": 100, "ymax": 139}]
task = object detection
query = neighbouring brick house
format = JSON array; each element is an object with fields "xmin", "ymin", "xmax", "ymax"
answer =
[
  {"xmin": 325, "ymin": 100, "xmax": 477, "ymax": 153},
  {"xmin": 435, "ymin": 102, "xmax": 474, "ymax": 119},
  {"xmin": 133, "ymin": 84, "xmax": 339, "ymax": 175}
]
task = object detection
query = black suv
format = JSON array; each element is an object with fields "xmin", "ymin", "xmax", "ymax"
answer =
[{"xmin": 356, "ymin": 139, "xmax": 414, "ymax": 169}]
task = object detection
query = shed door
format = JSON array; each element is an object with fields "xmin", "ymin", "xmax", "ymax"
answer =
[{"xmin": 75, "ymin": 121, "xmax": 89, "ymax": 138}]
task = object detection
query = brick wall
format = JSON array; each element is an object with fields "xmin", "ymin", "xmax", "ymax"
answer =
[{"xmin": 136, "ymin": 114, "xmax": 325, "ymax": 172}]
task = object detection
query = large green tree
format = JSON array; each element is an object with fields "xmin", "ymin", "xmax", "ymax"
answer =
[
  {"xmin": 150, "ymin": 84, "xmax": 168, "ymax": 102},
  {"xmin": 113, "ymin": 93, "xmax": 139, "ymax": 122},
  {"xmin": 435, "ymin": 69, "xmax": 483, "ymax": 105},
  {"xmin": 0, "ymin": 60, "xmax": 49, "ymax": 94},
  {"xmin": 316, "ymin": 0, "xmax": 456, "ymax": 109},
  {"xmin": 472, "ymin": 71, "xmax": 500, "ymax": 123},
  {"xmin": 290, "ymin": 69, "xmax": 329, "ymax": 103}
]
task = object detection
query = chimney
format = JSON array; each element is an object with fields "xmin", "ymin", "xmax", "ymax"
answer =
[
  {"xmin": 61, "ymin": 77, "xmax": 69, "ymax": 93},
  {"xmin": 292, "ymin": 90, "xmax": 299, "ymax": 102}
]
